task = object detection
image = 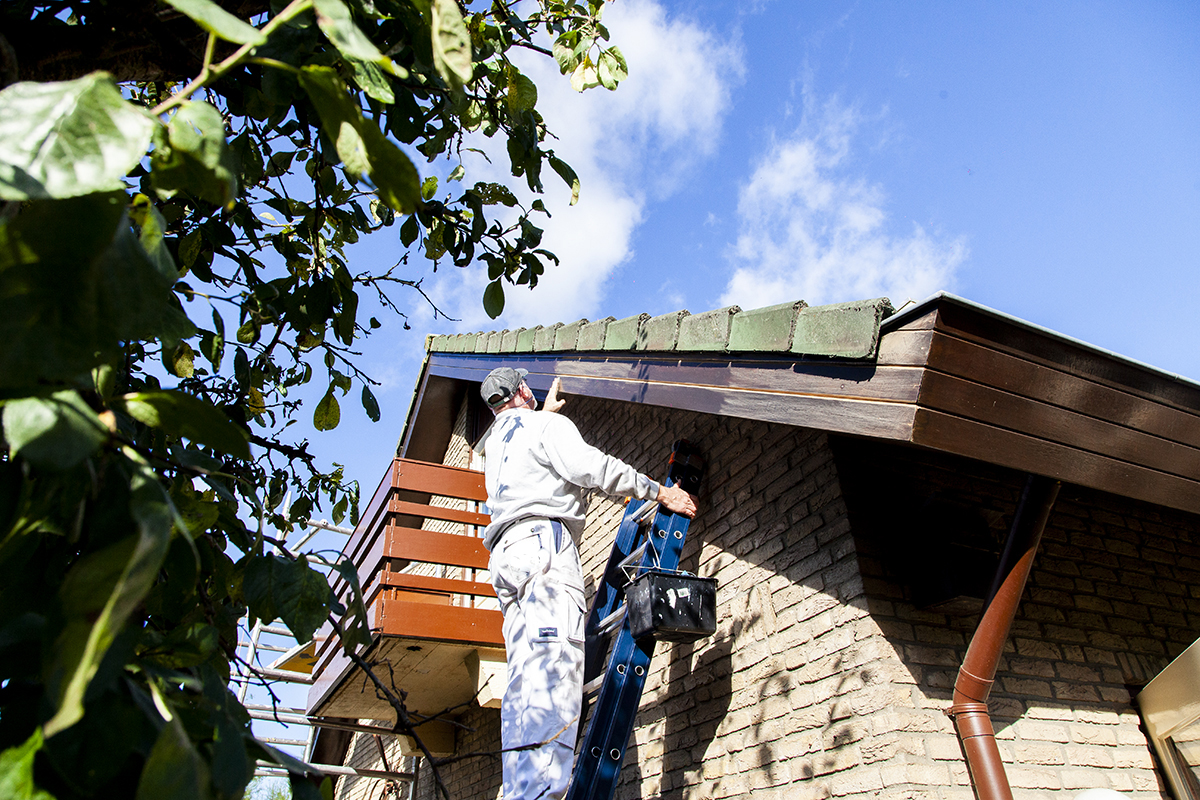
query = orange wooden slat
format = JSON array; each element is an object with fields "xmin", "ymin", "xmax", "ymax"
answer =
[
  {"xmin": 376, "ymin": 598, "xmax": 503, "ymax": 646},
  {"xmin": 374, "ymin": 569, "xmax": 496, "ymax": 599},
  {"xmin": 384, "ymin": 525, "xmax": 491, "ymax": 570},
  {"xmin": 394, "ymin": 459, "xmax": 488, "ymax": 502},
  {"xmin": 389, "ymin": 498, "xmax": 490, "ymax": 527}
]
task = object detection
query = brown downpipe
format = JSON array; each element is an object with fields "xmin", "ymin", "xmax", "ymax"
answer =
[{"xmin": 949, "ymin": 474, "xmax": 1060, "ymax": 800}]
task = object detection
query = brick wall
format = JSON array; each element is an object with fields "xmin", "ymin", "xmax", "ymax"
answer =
[
  {"xmin": 835, "ymin": 436, "xmax": 1200, "ymax": 799},
  {"xmin": 412, "ymin": 704, "xmax": 503, "ymax": 800},
  {"xmin": 356, "ymin": 390, "xmax": 1200, "ymax": 799}
]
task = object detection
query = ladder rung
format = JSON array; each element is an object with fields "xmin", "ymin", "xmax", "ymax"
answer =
[
  {"xmin": 632, "ymin": 499, "xmax": 659, "ymax": 524},
  {"xmin": 616, "ymin": 542, "xmax": 648, "ymax": 573},
  {"xmin": 596, "ymin": 605, "xmax": 626, "ymax": 637},
  {"xmin": 582, "ymin": 675, "xmax": 605, "ymax": 696}
]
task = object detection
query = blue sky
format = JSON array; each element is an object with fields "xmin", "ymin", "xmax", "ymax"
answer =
[{"xmin": 297, "ymin": 0, "xmax": 1200, "ymax": 505}]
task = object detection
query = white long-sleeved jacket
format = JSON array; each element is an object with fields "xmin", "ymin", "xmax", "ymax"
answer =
[{"xmin": 480, "ymin": 408, "xmax": 659, "ymax": 549}]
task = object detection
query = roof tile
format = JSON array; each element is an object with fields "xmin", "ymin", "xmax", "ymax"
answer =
[
  {"xmin": 604, "ymin": 314, "xmax": 649, "ymax": 350},
  {"xmin": 638, "ymin": 310, "xmax": 689, "ymax": 350},
  {"xmin": 500, "ymin": 328, "xmax": 523, "ymax": 352},
  {"xmin": 577, "ymin": 317, "xmax": 615, "ymax": 350},
  {"xmin": 678, "ymin": 306, "xmax": 741, "ymax": 351},
  {"xmin": 793, "ymin": 298, "xmax": 893, "ymax": 358},
  {"xmin": 728, "ymin": 301, "xmax": 807, "ymax": 351},
  {"xmin": 515, "ymin": 327, "xmax": 538, "ymax": 352},
  {"xmin": 533, "ymin": 323, "xmax": 562, "ymax": 351},
  {"xmin": 554, "ymin": 319, "xmax": 588, "ymax": 351}
]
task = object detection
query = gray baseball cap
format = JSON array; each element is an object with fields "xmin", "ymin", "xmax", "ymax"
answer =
[{"xmin": 480, "ymin": 367, "xmax": 528, "ymax": 409}]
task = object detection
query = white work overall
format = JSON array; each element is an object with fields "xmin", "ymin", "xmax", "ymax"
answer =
[{"xmin": 489, "ymin": 517, "xmax": 585, "ymax": 800}]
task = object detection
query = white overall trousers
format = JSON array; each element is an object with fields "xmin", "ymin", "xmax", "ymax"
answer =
[{"xmin": 489, "ymin": 517, "xmax": 585, "ymax": 800}]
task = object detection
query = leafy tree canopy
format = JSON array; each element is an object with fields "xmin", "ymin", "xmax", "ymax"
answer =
[{"xmin": 0, "ymin": 0, "xmax": 626, "ymax": 797}]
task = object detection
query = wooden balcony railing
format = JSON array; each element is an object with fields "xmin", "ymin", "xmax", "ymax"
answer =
[{"xmin": 306, "ymin": 458, "xmax": 505, "ymax": 742}]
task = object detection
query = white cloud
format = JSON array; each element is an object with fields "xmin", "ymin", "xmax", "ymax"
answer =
[
  {"xmin": 414, "ymin": 0, "xmax": 742, "ymax": 331},
  {"xmin": 720, "ymin": 95, "xmax": 967, "ymax": 310}
]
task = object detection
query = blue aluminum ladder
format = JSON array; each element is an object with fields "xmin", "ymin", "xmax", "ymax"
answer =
[{"xmin": 566, "ymin": 441, "xmax": 706, "ymax": 800}]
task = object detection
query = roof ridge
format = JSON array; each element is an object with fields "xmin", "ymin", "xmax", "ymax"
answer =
[{"xmin": 428, "ymin": 297, "xmax": 894, "ymax": 360}]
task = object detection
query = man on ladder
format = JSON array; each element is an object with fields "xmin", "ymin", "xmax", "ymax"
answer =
[{"xmin": 479, "ymin": 367, "xmax": 698, "ymax": 800}]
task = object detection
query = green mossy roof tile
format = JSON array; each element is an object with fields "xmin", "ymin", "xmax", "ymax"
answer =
[
  {"xmin": 728, "ymin": 300, "xmax": 807, "ymax": 352},
  {"xmin": 637, "ymin": 310, "xmax": 689, "ymax": 350},
  {"xmin": 604, "ymin": 314, "xmax": 649, "ymax": 350},
  {"xmin": 678, "ymin": 306, "xmax": 741, "ymax": 351},
  {"xmin": 577, "ymin": 317, "xmax": 615, "ymax": 350},
  {"xmin": 461, "ymin": 333, "xmax": 479, "ymax": 352},
  {"xmin": 515, "ymin": 326, "xmax": 539, "ymax": 352},
  {"xmin": 554, "ymin": 319, "xmax": 588, "ymax": 351},
  {"xmin": 500, "ymin": 328, "xmax": 523, "ymax": 352},
  {"xmin": 533, "ymin": 323, "xmax": 562, "ymax": 352},
  {"xmin": 792, "ymin": 297, "xmax": 894, "ymax": 358}
]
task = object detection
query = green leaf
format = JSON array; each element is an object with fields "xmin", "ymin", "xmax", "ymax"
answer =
[
  {"xmin": 179, "ymin": 230, "xmax": 203, "ymax": 269},
  {"xmin": 548, "ymin": 156, "xmax": 580, "ymax": 206},
  {"xmin": 330, "ymin": 559, "xmax": 372, "ymax": 650},
  {"xmin": 243, "ymin": 554, "xmax": 333, "ymax": 643},
  {"xmin": 431, "ymin": 0, "xmax": 473, "ymax": 90},
  {"xmin": 0, "ymin": 729, "xmax": 55, "ymax": 800},
  {"xmin": 400, "ymin": 215, "xmax": 419, "ymax": 247},
  {"xmin": 151, "ymin": 101, "xmax": 238, "ymax": 207},
  {"xmin": 117, "ymin": 390, "xmax": 251, "ymax": 460},
  {"xmin": 247, "ymin": 386, "xmax": 266, "ymax": 417},
  {"xmin": 483, "ymin": 279, "xmax": 505, "ymax": 319},
  {"xmin": 166, "ymin": 341, "xmax": 196, "ymax": 379},
  {"xmin": 236, "ymin": 320, "xmax": 260, "ymax": 345},
  {"xmin": 360, "ymin": 385, "xmax": 380, "ymax": 422},
  {"xmin": 0, "ymin": 72, "xmax": 155, "ymax": 200},
  {"xmin": 348, "ymin": 59, "xmax": 395, "ymax": 104},
  {"xmin": 570, "ymin": 58, "xmax": 599, "ymax": 92},
  {"xmin": 552, "ymin": 38, "xmax": 576, "ymax": 74},
  {"xmin": 0, "ymin": 193, "xmax": 195, "ymax": 387},
  {"xmin": 298, "ymin": 67, "xmax": 420, "ymax": 214},
  {"xmin": 160, "ymin": 0, "xmax": 267, "ymax": 45},
  {"xmin": 2, "ymin": 390, "xmax": 108, "ymax": 470},
  {"xmin": 313, "ymin": 389, "xmax": 341, "ymax": 431},
  {"xmin": 506, "ymin": 69, "xmax": 538, "ymax": 115},
  {"xmin": 597, "ymin": 47, "xmax": 628, "ymax": 90},
  {"xmin": 135, "ymin": 716, "xmax": 212, "ymax": 800},
  {"xmin": 313, "ymin": 0, "xmax": 406, "ymax": 78},
  {"xmin": 129, "ymin": 194, "xmax": 177, "ymax": 280},
  {"xmin": 43, "ymin": 463, "xmax": 173, "ymax": 737},
  {"xmin": 172, "ymin": 487, "xmax": 221, "ymax": 536},
  {"xmin": 421, "ymin": 175, "xmax": 438, "ymax": 201}
]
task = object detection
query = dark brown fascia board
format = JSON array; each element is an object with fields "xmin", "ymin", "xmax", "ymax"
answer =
[
  {"xmin": 887, "ymin": 292, "xmax": 1200, "ymax": 413},
  {"xmin": 425, "ymin": 350, "xmax": 920, "ymax": 442}
]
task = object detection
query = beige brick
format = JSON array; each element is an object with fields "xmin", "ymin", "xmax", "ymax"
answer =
[
  {"xmin": 1065, "ymin": 744, "xmax": 1115, "ymax": 767},
  {"xmin": 1007, "ymin": 767, "xmax": 1062, "ymax": 789},
  {"xmin": 926, "ymin": 735, "xmax": 965, "ymax": 761},
  {"xmin": 1012, "ymin": 742, "xmax": 1065, "ymax": 765},
  {"xmin": 1024, "ymin": 703, "xmax": 1073, "ymax": 721},
  {"xmin": 1015, "ymin": 720, "xmax": 1071, "ymax": 743},
  {"xmin": 1113, "ymin": 746, "xmax": 1154, "ymax": 769},
  {"xmin": 1069, "ymin": 723, "xmax": 1117, "ymax": 746}
]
